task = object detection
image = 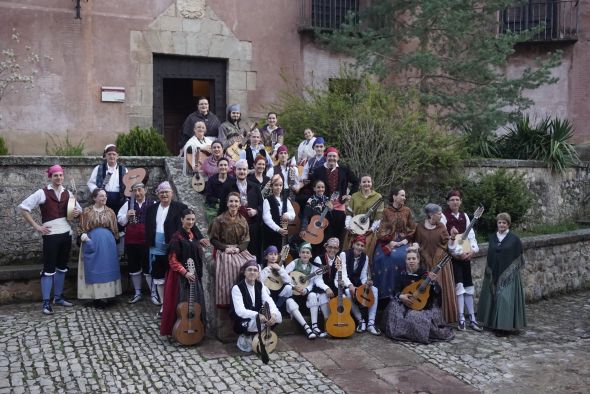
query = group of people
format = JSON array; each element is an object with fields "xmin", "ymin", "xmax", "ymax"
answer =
[{"xmin": 18, "ymin": 97, "xmax": 527, "ymax": 352}]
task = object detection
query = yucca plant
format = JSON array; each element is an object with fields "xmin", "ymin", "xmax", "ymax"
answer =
[
  {"xmin": 546, "ymin": 118, "xmax": 580, "ymax": 172},
  {"xmin": 496, "ymin": 115, "xmax": 579, "ymax": 172}
]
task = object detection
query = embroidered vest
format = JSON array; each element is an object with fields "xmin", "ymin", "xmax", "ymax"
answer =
[{"xmin": 39, "ymin": 187, "xmax": 69, "ymax": 223}]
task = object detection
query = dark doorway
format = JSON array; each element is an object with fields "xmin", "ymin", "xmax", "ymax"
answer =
[{"xmin": 153, "ymin": 54, "xmax": 227, "ymax": 153}]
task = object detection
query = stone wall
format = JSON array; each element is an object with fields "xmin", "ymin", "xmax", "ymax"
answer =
[
  {"xmin": 0, "ymin": 156, "xmax": 167, "ymax": 266},
  {"xmin": 464, "ymin": 159, "xmax": 590, "ymax": 226},
  {"xmin": 471, "ymin": 229, "xmax": 590, "ymax": 302}
]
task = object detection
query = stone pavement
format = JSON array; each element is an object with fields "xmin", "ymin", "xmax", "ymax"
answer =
[{"xmin": 1, "ymin": 291, "xmax": 589, "ymax": 393}]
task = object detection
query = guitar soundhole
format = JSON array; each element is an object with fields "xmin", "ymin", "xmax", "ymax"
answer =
[{"xmin": 337, "ymin": 306, "xmax": 344, "ymax": 313}]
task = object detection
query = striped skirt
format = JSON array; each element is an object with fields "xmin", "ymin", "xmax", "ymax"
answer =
[{"xmin": 215, "ymin": 249, "xmax": 255, "ymax": 306}]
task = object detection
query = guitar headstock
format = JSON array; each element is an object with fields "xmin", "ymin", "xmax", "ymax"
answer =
[
  {"xmin": 473, "ymin": 205, "xmax": 485, "ymax": 219},
  {"xmin": 330, "ymin": 191, "xmax": 340, "ymax": 201},
  {"xmin": 279, "ymin": 245, "xmax": 290, "ymax": 264},
  {"xmin": 260, "ymin": 301, "xmax": 271, "ymax": 319},
  {"xmin": 334, "ymin": 256, "xmax": 342, "ymax": 271},
  {"xmin": 186, "ymin": 258, "xmax": 195, "ymax": 274},
  {"xmin": 316, "ymin": 265, "xmax": 329, "ymax": 276}
]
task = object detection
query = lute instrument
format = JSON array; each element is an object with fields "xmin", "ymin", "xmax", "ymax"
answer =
[
  {"xmin": 401, "ymin": 253, "xmax": 452, "ymax": 311},
  {"xmin": 251, "ymin": 301, "xmax": 278, "ymax": 355},
  {"xmin": 263, "ymin": 245, "xmax": 290, "ymax": 291},
  {"xmin": 349, "ymin": 197, "xmax": 384, "ymax": 235},
  {"xmin": 190, "ymin": 147, "xmax": 206, "ymax": 193},
  {"xmin": 454, "ymin": 205, "xmax": 485, "ymax": 255},
  {"xmin": 172, "ymin": 258, "xmax": 205, "ymax": 345},
  {"xmin": 289, "ymin": 265, "xmax": 329, "ymax": 296},
  {"xmin": 325, "ymin": 257, "xmax": 355, "ymax": 338},
  {"xmin": 301, "ymin": 192, "xmax": 339, "ymax": 245},
  {"xmin": 355, "ymin": 260, "xmax": 375, "ymax": 308}
]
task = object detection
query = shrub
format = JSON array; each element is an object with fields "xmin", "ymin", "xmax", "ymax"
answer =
[
  {"xmin": 45, "ymin": 132, "xmax": 85, "ymax": 156},
  {"xmin": 496, "ymin": 115, "xmax": 580, "ymax": 172},
  {"xmin": 458, "ymin": 169, "xmax": 533, "ymax": 235},
  {"xmin": 273, "ymin": 76, "xmax": 465, "ymax": 195},
  {"xmin": 116, "ymin": 127, "xmax": 171, "ymax": 156},
  {"xmin": 0, "ymin": 135, "xmax": 8, "ymax": 155}
]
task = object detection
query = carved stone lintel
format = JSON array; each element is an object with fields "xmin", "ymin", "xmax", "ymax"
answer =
[{"xmin": 178, "ymin": 0, "xmax": 206, "ymax": 19}]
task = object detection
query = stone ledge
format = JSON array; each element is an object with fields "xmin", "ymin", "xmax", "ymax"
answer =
[{"xmin": 0, "ymin": 156, "xmax": 168, "ymax": 166}]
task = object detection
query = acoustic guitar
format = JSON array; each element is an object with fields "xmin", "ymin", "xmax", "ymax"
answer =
[
  {"xmin": 355, "ymin": 260, "xmax": 375, "ymax": 308},
  {"xmin": 263, "ymin": 245, "xmax": 290, "ymax": 291},
  {"xmin": 349, "ymin": 197, "xmax": 384, "ymax": 235},
  {"xmin": 454, "ymin": 205, "xmax": 485, "ymax": 255},
  {"xmin": 325, "ymin": 257, "xmax": 355, "ymax": 338},
  {"xmin": 189, "ymin": 147, "xmax": 206, "ymax": 193},
  {"xmin": 290, "ymin": 265, "xmax": 328, "ymax": 296},
  {"xmin": 302, "ymin": 192, "xmax": 339, "ymax": 245},
  {"xmin": 401, "ymin": 253, "xmax": 452, "ymax": 311},
  {"xmin": 251, "ymin": 301, "xmax": 278, "ymax": 355},
  {"xmin": 122, "ymin": 168, "xmax": 147, "ymax": 197},
  {"xmin": 172, "ymin": 258, "xmax": 205, "ymax": 345}
]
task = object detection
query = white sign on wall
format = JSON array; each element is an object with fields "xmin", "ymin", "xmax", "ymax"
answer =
[{"xmin": 101, "ymin": 86, "xmax": 125, "ymax": 103}]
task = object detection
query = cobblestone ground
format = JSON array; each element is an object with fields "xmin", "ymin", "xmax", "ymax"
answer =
[{"xmin": 1, "ymin": 291, "xmax": 589, "ymax": 393}]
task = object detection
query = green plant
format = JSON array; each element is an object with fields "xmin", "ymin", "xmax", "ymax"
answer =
[
  {"xmin": 0, "ymin": 135, "xmax": 8, "ymax": 155},
  {"xmin": 458, "ymin": 169, "xmax": 533, "ymax": 235},
  {"xmin": 497, "ymin": 115, "xmax": 580, "ymax": 172},
  {"xmin": 274, "ymin": 76, "xmax": 465, "ymax": 195},
  {"xmin": 45, "ymin": 132, "xmax": 85, "ymax": 156},
  {"xmin": 116, "ymin": 126, "xmax": 171, "ymax": 156}
]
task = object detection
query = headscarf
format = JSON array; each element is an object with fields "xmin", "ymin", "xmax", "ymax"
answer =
[{"xmin": 47, "ymin": 164, "xmax": 64, "ymax": 178}]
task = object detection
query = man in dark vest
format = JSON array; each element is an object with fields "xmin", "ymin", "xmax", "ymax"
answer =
[
  {"xmin": 230, "ymin": 260, "xmax": 281, "ymax": 352},
  {"xmin": 340, "ymin": 235, "xmax": 380, "ymax": 335},
  {"xmin": 310, "ymin": 147, "xmax": 359, "ymax": 243},
  {"xmin": 87, "ymin": 144, "xmax": 128, "ymax": 214},
  {"xmin": 239, "ymin": 129, "xmax": 272, "ymax": 171},
  {"xmin": 19, "ymin": 165, "xmax": 81, "ymax": 314},
  {"xmin": 441, "ymin": 189, "xmax": 482, "ymax": 332},
  {"xmin": 117, "ymin": 182, "xmax": 155, "ymax": 304}
]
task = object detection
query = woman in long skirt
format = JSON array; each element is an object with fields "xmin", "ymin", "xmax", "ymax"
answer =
[
  {"xmin": 209, "ymin": 192, "xmax": 255, "ymax": 307},
  {"xmin": 383, "ymin": 246, "xmax": 454, "ymax": 344},
  {"xmin": 77, "ymin": 188, "xmax": 121, "ymax": 306},
  {"xmin": 477, "ymin": 212, "xmax": 526, "ymax": 335}
]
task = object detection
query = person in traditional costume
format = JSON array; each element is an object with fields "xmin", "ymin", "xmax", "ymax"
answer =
[
  {"xmin": 299, "ymin": 179, "xmax": 334, "ymax": 256},
  {"xmin": 262, "ymin": 174, "xmax": 295, "ymax": 251},
  {"xmin": 181, "ymin": 120, "xmax": 213, "ymax": 174},
  {"xmin": 440, "ymin": 189, "xmax": 482, "ymax": 331},
  {"xmin": 373, "ymin": 187, "xmax": 416, "ymax": 302},
  {"xmin": 310, "ymin": 147, "xmax": 358, "ymax": 244},
  {"xmin": 160, "ymin": 209, "xmax": 207, "ymax": 337},
  {"xmin": 313, "ymin": 237, "xmax": 341, "ymax": 298},
  {"xmin": 259, "ymin": 245, "xmax": 293, "ymax": 314},
  {"xmin": 477, "ymin": 212, "xmax": 526, "ymax": 336},
  {"xmin": 77, "ymin": 188, "xmax": 121, "ymax": 307},
  {"xmin": 230, "ymin": 260, "xmax": 281, "ymax": 352},
  {"xmin": 383, "ymin": 245, "xmax": 455, "ymax": 344},
  {"xmin": 340, "ymin": 235, "xmax": 381, "ymax": 335},
  {"xmin": 178, "ymin": 97, "xmax": 221, "ymax": 149},
  {"xmin": 202, "ymin": 140, "xmax": 235, "ymax": 178},
  {"xmin": 260, "ymin": 112, "xmax": 284, "ymax": 153},
  {"xmin": 209, "ymin": 192, "xmax": 256, "ymax": 308},
  {"xmin": 239, "ymin": 129, "xmax": 272, "ymax": 171},
  {"xmin": 246, "ymin": 154, "xmax": 270, "ymax": 190},
  {"xmin": 217, "ymin": 103, "xmax": 248, "ymax": 149},
  {"xmin": 413, "ymin": 203, "xmax": 459, "ymax": 324},
  {"xmin": 295, "ymin": 136, "xmax": 326, "ymax": 210},
  {"xmin": 117, "ymin": 182, "xmax": 155, "ymax": 304},
  {"xmin": 296, "ymin": 128, "xmax": 317, "ymax": 165},
  {"xmin": 284, "ymin": 243, "xmax": 332, "ymax": 339},
  {"xmin": 146, "ymin": 182, "xmax": 208, "ymax": 317},
  {"xmin": 266, "ymin": 144, "xmax": 294, "ymax": 195},
  {"xmin": 218, "ymin": 159, "xmax": 263, "ymax": 260},
  {"xmin": 344, "ymin": 175, "xmax": 383, "ymax": 254},
  {"xmin": 18, "ymin": 164, "xmax": 81, "ymax": 314},
  {"xmin": 203, "ymin": 157, "xmax": 233, "ymax": 222},
  {"xmin": 87, "ymin": 144, "xmax": 128, "ymax": 217}
]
